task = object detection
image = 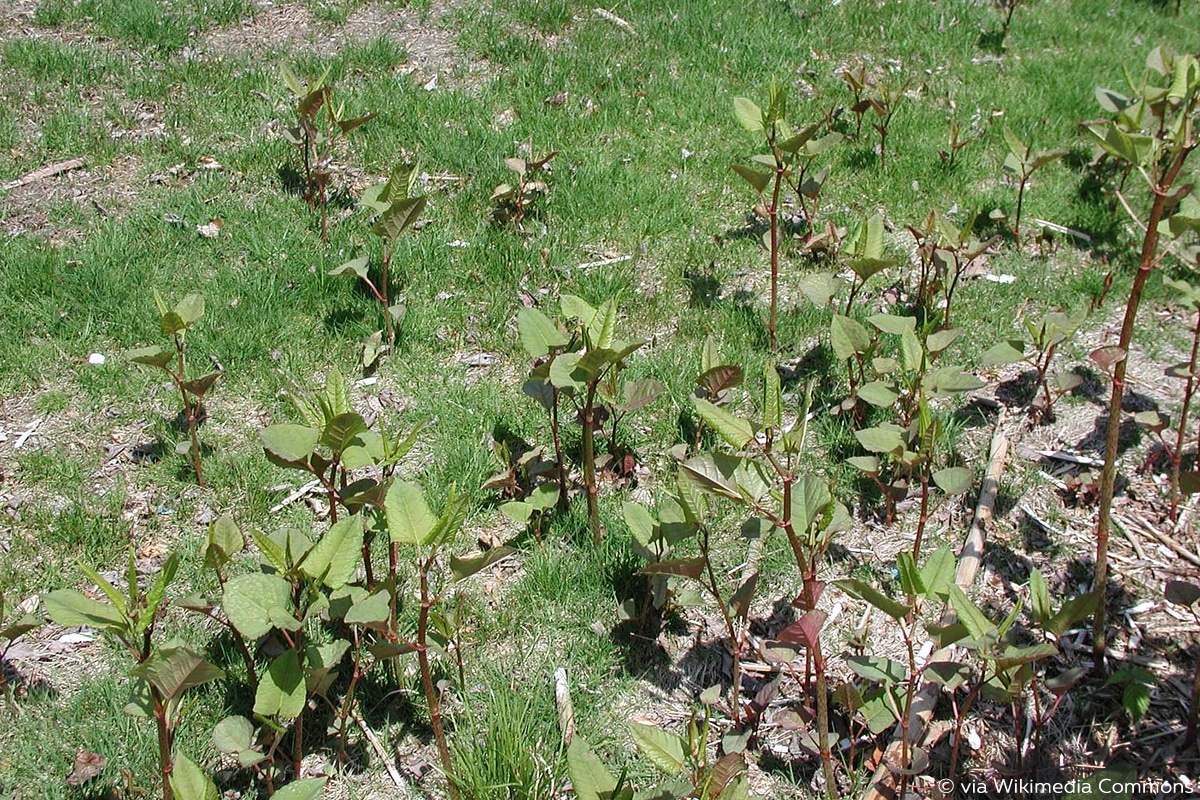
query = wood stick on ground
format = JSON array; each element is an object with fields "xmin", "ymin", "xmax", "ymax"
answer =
[
  {"xmin": 4, "ymin": 158, "xmax": 86, "ymax": 190},
  {"xmin": 859, "ymin": 408, "xmax": 1008, "ymax": 800},
  {"xmin": 352, "ymin": 709, "xmax": 407, "ymax": 790},
  {"xmin": 1122, "ymin": 513, "xmax": 1200, "ymax": 569},
  {"xmin": 1109, "ymin": 514, "xmax": 1149, "ymax": 562}
]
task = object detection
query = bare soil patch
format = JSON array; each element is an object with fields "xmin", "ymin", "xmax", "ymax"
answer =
[{"xmin": 199, "ymin": 0, "xmax": 484, "ymax": 88}]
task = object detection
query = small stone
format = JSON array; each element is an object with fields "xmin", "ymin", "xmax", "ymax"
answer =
[{"xmin": 87, "ymin": 353, "xmax": 106, "ymax": 365}]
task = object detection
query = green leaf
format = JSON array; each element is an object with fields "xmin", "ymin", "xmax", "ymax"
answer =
[
  {"xmin": 845, "ymin": 654, "xmax": 907, "ymax": 684},
  {"xmin": 1029, "ymin": 569, "xmax": 1051, "ymax": 623},
  {"xmin": 371, "ymin": 195, "xmax": 426, "ymax": 241},
  {"xmin": 344, "ymin": 589, "xmax": 391, "ymax": 628},
  {"xmin": 170, "ymin": 754, "xmax": 218, "ymax": 800},
  {"xmin": 731, "ymin": 164, "xmax": 770, "ymax": 194},
  {"xmin": 733, "ymin": 97, "xmax": 764, "ymax": 132},
  {"xmin": 174, "ymin": 293, "xmax": 205, "ymax": 326},
  {"xmin": 450, "ymin": 547, "xmax": 516, "ymax": 581},
  {"xmin": 589, "ymin": 298, "xmax": 619, "ymax": 350},
  {"xmin": 260, "ymin": 424, "xmax": 319, "ymax": 465},
  {"xmin": 1002, "ymin": 126, "xmax": 1029, "ymax": 160},
  {"xmin": 629, "ymin": 721, "xmax": 687, "ymax": 774},
  {"xmin": 623, "ymin": 502, "xmax": 657, "ymax": 548},
  {"xmin": 857, "ymin": 381, "xmax": 898, "ymax": 408},
  {"xmin": 560, "ymin": 294, "xmax": 597, "ymax": 325},
  {"xmin": 43, "ymin": 589, "xmax": 126, "ymax": 632},
  {"xmin": 567, "ymin": 737, "xmax": 617, "ymax": 800},
  {"xmin": 206, "ymin": 514, "xmax": 244, "ymax": 568},
  {"xmin": 222, "ymin": 573, "xmax": 293, "ymax": 639},
  {"xmin": 834, "ymin": 579, "xmax": 911, "ymax": 620},
  {"xmin": 422, "ymin": 485, "xmax": 468, "ymax": 548},
  {"xmin": 499, "ymin": 501, "xmax": 533, "ymax": 525},
  {"xmin": 517, "ymin": 307, "xmax": 568, "ymax": 358},
  {"xmin": 129, "ymin": 646, "xmax": 223, "ymax": 702},
  {"xmin": 847, "ymin": 455, "xmax": 879, "ymax": 474},
  {"xmin": 991, "ymin": 643, "xmax": 1058, "ymax": 671},
  {"xmin": 1044, "ymin": 591, "xmax": 1099, "ymax": 637},
  {"xmin": 212, "ymin": 716, "xmax": 255, "ymax": 754},
  {"xmin": 932, "ymin": 466, "xmax": 972, "ymax": 495},
  {"xmin": 254, "ymin": 651, "xmax": 306, "ymax": 719},
  {"xmin": 789, "ymin": 475, "xmax": 831, "ymax": 535},
  {"xmin": 385, "ymin": 481, "xmax": 436, "ymax": 545},
  {"xmin": 679, "ymin": 452, "xmax": 743, "ymax": 501},
  {"xmin": 127, "ymin": 346, "xmax": 175, "ymax": 369},
  {"xmin": 982, "ymin": 340, "xmax": 1026, "ymax": 367},
  {"xmin": 854, "ymin": 426, "xmax": 904, "ymax": 454},
  {"xmin": 319, "ymin": 413, "xmax": 368, "ymax": 456},
  {"xmin": 867, "ymin": 314, "xmax": 915, "ymax": 336},
  {"xmin": 926, "ymin": 328, "xmax": 961, "ymax": 354},
  {"xmin": 692, "ymin": 398, "xmax": 754, "ymax": 449},
  {"xmin": 830, "ymin": 315, "xmax": 871, "ymax": 360},
  {"xmin": 919, "ymin": 546, "xmax": 956, "ymax": 600},
  {"xmin": 328, "ymin": 255, "xmax": 369, "ymax": 279},
  {"xmin": 896, "ymin": 552, "xmax": 923, "ymax": 598},
  {"xmin": 549, "ymin": 352, "xmax": 586, "ymax": 392},
  {"xmin": 302, "ymin": 513, "xmax": 365, "ymax": 588},
  {"xmin": 947, "ymin": 585, "xmax": 997, "ymax": 642},
  {"xmin": 271, "ymin": 778, "xmax": 328, "ymax": 800}
]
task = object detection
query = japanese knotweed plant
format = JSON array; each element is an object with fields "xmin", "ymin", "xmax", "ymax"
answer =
[
  {"xmin": 280, "ymin": 65, "xmax": 377, "ymax": 242},
  {"xmin": 128, "ymin": 292, "xmax": 220, "ymax": 486},
  {"xmin": 939, "ymin": 576, "xmax": 1092, "ymax": 779},
  {"xmin": 854, "ymin": 72, "xmax": 907, "ymax": 170},
  {"xmin": 491, "ymin": 148, "xmax": 558, "ymax": 231},
  {"xmin": 330, "ymin": 162, "xmax": 428, "ymax": 365},
  {"xmin": 906, "ymin": 209, "xmax": 997, "ymax": 328},
  {"xmin": 982, "ymin": 309, "xmax": 1086, "ymax": 422},
  {"xmin": 517, "ymin": 295, "xmax": 652, "ymax": 544},
  {"xmin": 834, "ymin": 546, "xmax": 956, "ymax": 794},
  {"xmin": 1000, "ymin": 128, "xmax": 1066, "ymax": 243},
  {"xmin": 219, "ymin": 520, "xmax": 366, "ymax": 792},
  {"xmin": 566, "ymin": 707, "xmax": 763, "ymax": 800},
  {"xmin": 45, "ymin": 552, "xmax": 223, "ymax": 800},
  {"xmin": 842, "ymin": 315, "xmax": 981, "ymax": 551},
  {"xmin": 680, "ymin": 365, "xmax": 848, "ymax": 794},
  {"xmin": 382, "ymin": 480, "xmax": 513, "ymax": 800},
  {"xmin": 260, "ymin": 367, "xmax": 424, "ymax": 585},
  {"xmin": 1081, "ymin": 45, "xmax": 1200, "ymax": 671},
  {"xmin": 732, "ymin": 82, "xmax": 842, "ymax": 349}
]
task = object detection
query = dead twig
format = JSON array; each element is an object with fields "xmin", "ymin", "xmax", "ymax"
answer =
[
  {"xmin": 353, "ymin": 709, "xmax": 407, "ymax": 790},
  {"xmin": 3, "ymin": 158, "xmax": 86, "ymax": 190}
]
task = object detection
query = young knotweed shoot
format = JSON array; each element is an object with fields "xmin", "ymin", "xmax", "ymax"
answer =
[
  {"xmin": 938, "ymin": 118, "xmax": 984, "ymax": 170},
  {"xmin": 261, "ymin": 367, "xmax": 425, "ymax": 585},
  {"xmin": 519, "ymin": 295, "xmax": 649, "ymax": 544},
  {"xmin": 1081, "ymin": 45, "xmax": 1200, "ymax": 672},
  {"xmin": 733, "ymin": 83, "xmax": 841, "ymax": 349},
  {"xmin": 982, "ymin": 309, "xmax": 1086, "ymax": 422},
  {"xmin": 906, "ymin": 209, "xmax": 998, "ymax": 328},
  {"xmin": 861, "ymin": 74, "xmax": 908, "ymax": 170},
  {"xmin": 1001, "ymin": 127, "xmax": 1066, "ymax": 243},
  {"xmin": 679, "ymin": 366, "xmax": 848, "ymax": 791},
  {"xmin": 280, "ymin": 65, "xmax": 378, "ymax": 242},
  {"xmin": 330, "ymin": 162, "xmax": 427, "ymax": 365},
  {"xmin": 128, "ymin": 292, "xmax": 219, "ymax": 486},
  {"xmin": 835, "ymin": 546, "xmax": 956, "ymax": 796},
  {"xmin": 847, "ymin": 316, "xmax": 981, "ymax": 549},
  {"xmin": 45, "ymin": 552, "xmax": 222, "ymax": 800},
  {"xmin": 219, "ymin": 519, "xmax": 365, "ymax": 793},
  {"xmin": 384, "ymin": 480, "xmax": 515, "ymax": 800},
  {"xmin": 491, "ymin": 148, "xmax": 558, "ymax": 231}
]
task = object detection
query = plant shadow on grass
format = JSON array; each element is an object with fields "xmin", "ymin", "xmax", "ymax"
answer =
[{"xmin": 977, "ymin": 29, "xmax": 1008, "ymax": 55}]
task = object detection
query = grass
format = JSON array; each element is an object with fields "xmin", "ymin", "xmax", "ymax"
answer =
[{"xmin": 2, "ymin": 0, "xmax": 1200, "ymax": 797}]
